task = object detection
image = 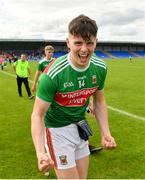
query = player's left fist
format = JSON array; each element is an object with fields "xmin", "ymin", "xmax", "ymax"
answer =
[{"xmin": 101, "ymin": 135, "xmax": 117, "ymax": 149}]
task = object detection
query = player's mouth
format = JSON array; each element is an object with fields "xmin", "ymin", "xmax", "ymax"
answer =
[{"xmin": 78, "ymin": 54, "xmax": 89, "ymax": 63}]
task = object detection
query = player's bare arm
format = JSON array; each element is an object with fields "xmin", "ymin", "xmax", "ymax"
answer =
[
  {"xmin": 93, "ymin": 90, "xmax": 117, "ymax": 149},
  {"xmin": 31, "ymin": 97, "xmax": 54, "ymax": 171},
  {"xmin": 32, "ymin": 71, "xmax": 41, "ymax": 92}
]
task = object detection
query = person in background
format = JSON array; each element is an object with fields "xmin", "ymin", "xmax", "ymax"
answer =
[
  {"xmin": 32, "ymin": 45, "xmax": 55, "ymax": 92},
  {"xmin": 0, "ymin": 55, "xmax": 4, "ymax": 70},
  {"xmin": 129, "ymin": 55, "xmax": 132, "ymax": 62},
  {"xmin": 31, "ymin": 14, "xmax": 117, "ymax": 179},
  {"xmin": 13, "ymin": 53, "xmax": 34, "ymax": 99}
]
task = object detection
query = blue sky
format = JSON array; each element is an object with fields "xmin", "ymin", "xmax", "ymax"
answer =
[{"xmin": 0, "ymin": 0, "xmax": 145, "ymax": 42}]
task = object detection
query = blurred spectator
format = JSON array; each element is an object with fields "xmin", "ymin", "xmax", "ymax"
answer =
[{"xmin": 13, "ymin": 54, "xmax": 34, "ymax": 99}]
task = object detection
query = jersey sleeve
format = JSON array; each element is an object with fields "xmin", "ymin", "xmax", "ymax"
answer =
[
  {"xmin": 37, "ymin": 63, "xmax": 43, "ymax": 71},
  {"xmin": 36, "ymin": 73, "xmax": 57, "ymax": 103},
  {"xmin": 98, "ymin": 67, "xmax": 107, "ymax": 90}
]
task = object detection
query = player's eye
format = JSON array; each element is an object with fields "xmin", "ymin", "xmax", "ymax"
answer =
[
  {"xmin": 86, "ymin": 42, "xmax": 94, "ymax": 46},
  {"xmin": 74, "ymin": 41, "xmax": 83, "ymax": 46}
]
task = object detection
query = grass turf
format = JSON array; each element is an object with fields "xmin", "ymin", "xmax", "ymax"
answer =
[{"xmin": 0, "ymin": 57, "xmax": 145, "ymax": 178}]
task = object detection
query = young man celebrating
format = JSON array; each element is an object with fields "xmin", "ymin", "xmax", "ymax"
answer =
[
  {"xmin": 31, "ymin": 14, "xmax": 117, "ymax": 179},
  {"xmin": 32, "ymin": 45, "xmax": 55, "ymax": 92}
]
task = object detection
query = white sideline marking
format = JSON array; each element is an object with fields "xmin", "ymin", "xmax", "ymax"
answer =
[
  {"xmin": 0, "ymin": 70, "xmax": 34, "ymax": 83},
  {"xmin": 1, "ymin": 70, "xmax": 145, "ymax": 121},
  {"xmin": 108, "ymin": 106, "xmax": 145, "ymax": 121},
  {"xmin": 0, "ymin": 70, "xmax": 16, "ymax": 77}
]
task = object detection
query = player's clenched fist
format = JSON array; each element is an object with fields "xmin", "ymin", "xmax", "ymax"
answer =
[
  {"xmin": 37, "ymin": 153, "xmax": 54, "ymax": 172},
  {"xmin": 101, "ymin": 135, "xmax": 117, "ymax": 149}
]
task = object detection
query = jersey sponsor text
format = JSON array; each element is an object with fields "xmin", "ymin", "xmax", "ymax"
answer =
[{"xmin": 55, "ymin": 87, "xmax": 98, "ymax": 106}]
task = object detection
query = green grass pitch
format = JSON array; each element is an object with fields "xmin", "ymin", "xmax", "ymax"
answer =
[{"xmin": 0, "ymin": 57, "xmax": 145, "ymax": 179}]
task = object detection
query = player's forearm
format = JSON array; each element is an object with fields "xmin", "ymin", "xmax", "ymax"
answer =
[
  {"xmin": 94, "ymin": 101, "xmax": 111, "ymax": 137},
  {"xmin": 31, "ymin": 114, "xmax": 45, "ymax": 157},
  {"xmin": 33, "ymin": 71, "xmax": 41, "ymax": 86}
]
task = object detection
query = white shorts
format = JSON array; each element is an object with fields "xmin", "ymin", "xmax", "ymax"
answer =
[{"xmin": 45, "ymin": 123, "xmax": 90, "ymax": 170}]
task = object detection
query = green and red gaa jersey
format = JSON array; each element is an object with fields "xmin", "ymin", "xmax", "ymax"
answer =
[
  {"xmin": 37, "ymin": 57, "xmax": 55, "ymax": 72},
  {"xmin": 37, "ymin": 53, "xmax": 107, "ymax": 128}
]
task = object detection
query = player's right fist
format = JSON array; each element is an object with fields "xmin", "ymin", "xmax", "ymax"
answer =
[{"xmin": 37, "ymin": 153, "xmax": 54, "ymax": 172}]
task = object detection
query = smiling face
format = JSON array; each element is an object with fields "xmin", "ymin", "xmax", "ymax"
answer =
[
  {"xmin": 67, "ymin": 15, "xmax": 98, "ymax": 68},
  {"xmin": 44, "ymin": 45, "xmax": 54, "ymax": 60},
  {"xmin": 67, "ymin": 34, "xmax": 97, "ymax": 68},
  {"xmin": 45, "ymin": 49, "xmax": 54, "ymax": 60}
]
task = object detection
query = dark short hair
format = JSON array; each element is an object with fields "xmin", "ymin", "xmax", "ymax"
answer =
[{"xmin": 68, "ymin": 14, "xmax": 98, "ymax": 40}]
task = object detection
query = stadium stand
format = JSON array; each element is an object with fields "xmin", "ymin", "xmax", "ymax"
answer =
[
  {"xmin": 128, "ymin": 51, "xmax": 141, "ymax": 57},
  {"xmin": 54, "ymin": 51, "xmax": 67, "ymax": 58},
  {"xmin": 133, "ymin": 51, "xmax": 145, "ymax": 57},
  {"xmin": 0, "ymin": 39, "xmax": 145, "ymax": 60},
  {"xmin": 95, "ymin": 51, "xmax": 111, "ymax": 59},
  {"xmin": 108, "ymin": 51, "xmax": 134, "ymax": 58}
]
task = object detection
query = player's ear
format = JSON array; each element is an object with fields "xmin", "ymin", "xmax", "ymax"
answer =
[
  {"xmin": 66, "ymin": 38, "xmax": 70, "ymax": 49},
  {"xmin": 96, "ymin": 38, "xmax": 98, "ymax": 42},
  {"xmin": 95, "ymin": 38, "xmax": 98, "ymax": 46}
]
